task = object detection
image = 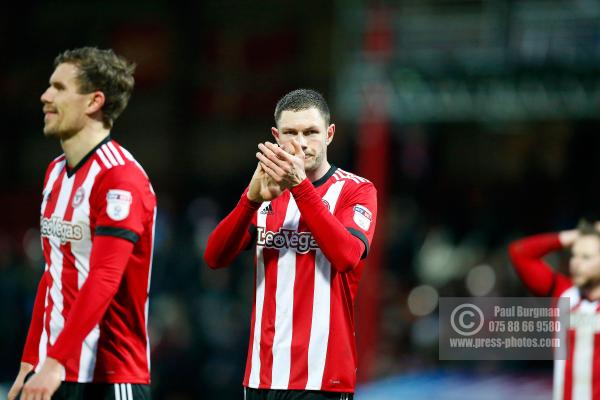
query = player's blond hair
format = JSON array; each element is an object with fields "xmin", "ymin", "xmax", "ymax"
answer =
[{"xmin": 577, "ymin": 219, "xmax": 600, "ymax": 239}]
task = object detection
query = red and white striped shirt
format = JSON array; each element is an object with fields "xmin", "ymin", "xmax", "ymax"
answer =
[
  {"xmin": 205, "ymin": 166, "xmax": 378, "ymax": 393},
  {"xmin": 22, "ymin": 136, "xmax": 156, "ymax": 384},
  {"xmin": 509, "ymin": 234, "xmax": 600, "ymax": 400},
  {"xmin": 554, "ymin": 287, "xmax": 600, "ymax": 400}
]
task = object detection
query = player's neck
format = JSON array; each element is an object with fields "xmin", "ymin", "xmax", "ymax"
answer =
[
  {"xmin": 306, "ymin": 160, "xmax": 331, "ymax": 183},
  {"xmin": 61, "ymin": 124, "xmax": 110, "ymax": 168}
]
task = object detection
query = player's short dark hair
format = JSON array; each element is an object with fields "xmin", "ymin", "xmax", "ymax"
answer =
[
  {"xmin": 274, "ymin": 89, "xmax": 330, "ymax": 126},
  {"xmin": 55, "ymin": 47, "xmax": 136, "ymax": 129}
]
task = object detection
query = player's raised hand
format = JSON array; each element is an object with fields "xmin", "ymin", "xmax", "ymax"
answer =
[
  {"xmin": 247, "ymin": 162, "xmax": 283, "ymax": 202},
  {"xmin": 7, "ymin": 362, "xmax": 33, "ymax": 400},
  {"xmin": 559, "ymin": 229, "xmax": 579, "ymax": 247},
  {"xmin": 257, "ymin": 140, "xmax": 306, "ymax": 189}
]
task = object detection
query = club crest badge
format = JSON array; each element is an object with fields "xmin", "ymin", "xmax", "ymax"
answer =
[
  {"xmin": 72, "ymin": 187, "xmax": 86, "ymax": 208},
  {"xmin": 106, "ymin": 189, "xmax": 132, "ymax": 221},
  {"xmin": 353, "ymin": 205, "xmax": 372, "ymax": 230}
]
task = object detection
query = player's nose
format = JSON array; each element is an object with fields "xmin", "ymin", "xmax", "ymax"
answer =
[
  {"xmin": 40, "ymin": 88, "xmax": 52, "ymax": 104},
  {"xmin": 297, "ymin": 134, "xmax": 308, "ymax": 147}
]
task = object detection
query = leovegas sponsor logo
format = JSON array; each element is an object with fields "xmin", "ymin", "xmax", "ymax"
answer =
[
  {"xmin": 256, "ymin": 227, "xmax": 319, "ymax": 254},
  {"xmin": 40, "ymin": 215, "xmax": 84, "ymax": 243}
]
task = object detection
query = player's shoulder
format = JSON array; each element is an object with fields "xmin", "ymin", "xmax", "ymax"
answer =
[
  {"xmin": 94, "ymin": 140, "xmax": 153, "ymax": 189},
  {"xmin": 43, "ymin": 154, "xmax": 67, "ymax": 183},
  {"xmin": 555, "ymin": 282, "xmax": 578, "ymax": 301},
  {"xmin": 94, "ymin": 141, "xmax": 147, "ymax": 175},
  {"xmin": 332, "ymin": 167, "xmax": 374, "ymax": 189},
  {"xmin": 47, "ymin": 154, "xmax": 66, "ymax": 170}
]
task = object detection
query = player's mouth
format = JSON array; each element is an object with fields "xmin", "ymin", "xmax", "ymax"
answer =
[{"xmin": 44, "ymin": 109, "xmax": 58, "ymax": 120}]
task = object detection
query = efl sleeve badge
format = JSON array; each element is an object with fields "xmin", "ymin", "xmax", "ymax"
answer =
[
  {"xmin": 353, "ymin": 205, "xmax": 372, "ymax": 231},
  {"xmin": 106, "ymin": 189, "xmax": 133, "ymax": 221}
]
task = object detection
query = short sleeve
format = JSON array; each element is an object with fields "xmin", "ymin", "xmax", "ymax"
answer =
[
  {"xmin": 91, "ymin": 166, "xmax": 150, "ymax": 243},
  {"xmin": 335, "ymin": 182, "xmax": 378, "ymax": 258}
]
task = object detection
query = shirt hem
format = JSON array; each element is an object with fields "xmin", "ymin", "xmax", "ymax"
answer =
[
  {"xmin": 64, "ymin": 376, "xmax": 150, "ymax": 384},
  {"xmin": 244, "ymin": 383, "xmax": 354, "ymax": 393}
]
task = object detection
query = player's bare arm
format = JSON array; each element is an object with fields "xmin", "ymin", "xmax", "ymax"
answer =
[{"xmin": 257, "ymin": 140, "xmax": 306, "ymax": 188}]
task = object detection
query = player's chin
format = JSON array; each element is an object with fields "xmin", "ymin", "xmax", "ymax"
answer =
[
  {"xmin": 573, "ymin": 276, "xmax": 589, "ymax": 288},
  {"xmin": 304, "ymin": 160, "xmax": 317, "ymax": 171},
  {"xmin": 43, "ymin": 127, "xmax": 58, "ymax": 137}
]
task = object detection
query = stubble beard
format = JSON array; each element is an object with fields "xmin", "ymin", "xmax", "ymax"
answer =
[
  {"xmin": 574, "ymin": 274, "xmax": 600, "ymax": 291},
  {"xmin": 43, "ymin": 123, "xmax": 60, "ymax": 138},
  {"xmin": 304, "ymin": 151, "xmax": 324, "ymax": 172},
  {"xmin": 43, "ymin": 120, "xmax": 78, "ymax": 141}
]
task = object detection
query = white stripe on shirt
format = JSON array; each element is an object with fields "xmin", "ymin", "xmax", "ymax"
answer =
[
  {"xmin": 107, "ymin": 142, "xmax": 125, "ymax": 165},
  {"xmin": 307, "ymin": 180, "xmax": 345, "ymax": 389},
  {"xmin": 248, "ymin": 202, "xmax": 270, "ymax": 387},
  {"xmin": 271, "ymin": 196, "xmax": 300, "ymax": 388},
  {"xmin": 48, "ymin": 172, "xmax": 74, "ymax": 345},
  {"xmin": 101, "ymin": 145, "xmax": 119, "ymax": 166}
]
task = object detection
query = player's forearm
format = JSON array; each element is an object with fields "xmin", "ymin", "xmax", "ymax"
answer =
[
  {"xmin": 47, "ymin": 236, "xmax": 133, "ymax": 365},
  {"xmin": 508, "ymin": 233, "xmax": 562, "ymax": 296},
  {"xmin": 22, "ymin": 272, "xmax": 50, "ymax": 366},
  {"xmin": 291, "ymin": 179, "xmax": 364, "ymax": 272},
  {"xmin": 204, "ymin": 192, "xmax": 260, "ymax": 268},
  {"xmin": 509, "ymin": 233, "xmax": 563, "ymax": 260}
]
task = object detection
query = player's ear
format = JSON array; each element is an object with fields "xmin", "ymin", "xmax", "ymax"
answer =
[
  {"xmin": 87, "ymin": 91, "xmax": 105, "ymax": 115},
  {"xmin": 326, "ymin": 124, "xmax": 335, "ymax": 145},
  {"xmin": 271, "ymin": 127, "xmax": 281, "ymax": 144}
]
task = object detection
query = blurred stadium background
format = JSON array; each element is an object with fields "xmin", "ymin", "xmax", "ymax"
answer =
[{"xmin": 2, "ymin": 0, "xmax": 600, "ymax": 398}]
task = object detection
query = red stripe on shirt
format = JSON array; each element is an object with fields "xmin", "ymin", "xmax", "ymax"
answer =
[
  {"xmin": 593, "ymin": 333, "xmax": 600, "ymax": 400},
  {"xmin": 40, "ymin": 169, "xmax": 64, "ymax": 365},
  {"xmin": 43, "ymin": 289, "xmax": 54, "ymax": 355},
  {"xmin": 259, "ymin": 248, "xmax": 279, "ymax": 388},
  {"xmin": 564, "ymin": 329, "xmax": 576, "ymax": 400},
  {"xmin": 321, "ymin": 269, "xmax": 356, "ymax": 391},
  {"xmin": 288, "ymin": 248, "xmax": 315, "ymax": 388},
  {"xmin": 243, "ymin": 269, "xmax": 258, "ymax": 386}
]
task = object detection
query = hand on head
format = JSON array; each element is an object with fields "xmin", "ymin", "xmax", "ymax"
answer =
[
  {"xmin": 559, "ymin": 229, "xmax": 580, "ymax": 247},
  {"xmin": 560, "ymin": 221, "xmax": 600, "ymax": 248}
]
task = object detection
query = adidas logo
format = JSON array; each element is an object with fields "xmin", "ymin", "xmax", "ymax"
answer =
[{"xmin": 260, "ymin": 204, "xmax": 274, "ymax": 215}]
